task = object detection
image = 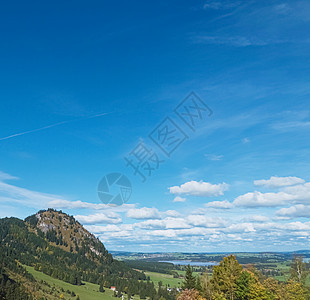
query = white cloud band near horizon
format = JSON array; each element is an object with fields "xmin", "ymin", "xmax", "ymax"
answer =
[{"xmin": 1, "ymin": 170, "xmax": 310, "ymax": 252}]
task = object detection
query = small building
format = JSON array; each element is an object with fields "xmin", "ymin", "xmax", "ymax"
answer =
[{"xmin": 111, "ymin": 286, "xmax": 116, "ymax": 291}]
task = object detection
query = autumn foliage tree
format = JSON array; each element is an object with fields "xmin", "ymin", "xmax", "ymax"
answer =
[
  {"xmin": 290, "ymin": 256, "xmax": 309, "ymax": 285},
  {"xmin": 177, "ymin": 289, "xmax": 206, "ymax": 300},
  {"xmin": 211, "ymin": 255, "xmax": 242, "ymax": 300},
  {"xmin": 181, "ymin": 255, "xmax": 310, "ymax": 300},
  {"xmin": 285, "ymin": 280, "xmax": 307, "ymax": 300}
]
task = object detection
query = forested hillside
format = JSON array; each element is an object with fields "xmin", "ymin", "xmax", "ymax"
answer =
[{"xmin": 0, "ymin": 209, "xmax": 154, "ymax": 299}]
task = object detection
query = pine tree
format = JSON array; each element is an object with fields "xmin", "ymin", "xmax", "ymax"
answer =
[
  {"xmin": 195, "ymin": 276, "xmax": 202, "ymax": 292},
  {"xmin": 235, "ymin": 271, "xmax": 252, "ymax": 299},
  {"xmin": 182, "ymin": 265, "xmax": 196, "ymax": 289}
]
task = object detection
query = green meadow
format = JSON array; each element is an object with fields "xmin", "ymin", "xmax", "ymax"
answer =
[{"xmin": 25, "ymin": 265, "xmax": 115, "ymax": 300}]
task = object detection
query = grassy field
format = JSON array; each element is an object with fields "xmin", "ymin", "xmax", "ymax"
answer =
[
  {"xmin": 174, "ymin": 270, "xmax": 202, "ymax": 277},
  {"xmin": 145, "ymin": 271, "xmax": 183, "ymax": 288},
  {"xmin": 24, "ymin": 265, "xmax": 115, "ymax": 300}
]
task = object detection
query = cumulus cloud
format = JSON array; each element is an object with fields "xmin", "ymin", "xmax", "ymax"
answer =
[
  {"xmin": 137, "ymin": 218, "xmax": 191, "ymax": 230},
  {"xmin": 148, "ymin": 229, "xmax": 177, "ymax": 238},
  {"xmin": 187, "ymin": 215, "xmax": 227, "ymax": 228},
  {"xmin": 205, "ymin": 200, "xmax": 233, "ymax": 209},
  {"xmin": 254, "ymin": 176, "xmax": 305, "ymax": 188},
  {"xmin": 165, "ymin": 210, "xmax": 181, "ymax": 217},
  {"xmin": 283, "ymin": 183, "xmax": 310, "ymax": 201},
  {"xmin": 244, "ymin": 215, "xmax": 270, "ymax": 223},
  {"xmin": 233, "ymin": 191, "xmax": 292, "ymax": 207},
  {"xmin": 173, "ymin": 196, "xmax": 186, "ymax": 202},
  {"xmin": 86, "ymin": 224, "xmax": 121, "ymax": 232},
  {"xmin": 277, "ymin": 205, "xmax": 310, "ymax": 219},
  {"xmin": 3, "ymin": 169, "xmax": 310, "ymax": 251},
  {"xmin": 86, "ymin": 218, "xmax": 310, "ymax": 252},
  {"xmin": 225, "ymin": 223, "xmax": 256, "ymax": 233},
  {"xmin": 49, "ymin": 199, "xmax": 108, "ymax": 210},
  {"xmin": 75, "ymin": 212, "xmax": 122, "ymax": 225},
  {"xmin": 169, "ymin": 181, "xmax": 229, "ymax": 197},
  {"xmin": 234, "ymin": 181, "xmax": 310, "ymax": 208},
  {"xmin": 136, "ymin": 219, "xmax": 165, "ymax": 229},
  {"xmin": 127, "ymin": 207, "xmax": 161, "ymax": 219}
]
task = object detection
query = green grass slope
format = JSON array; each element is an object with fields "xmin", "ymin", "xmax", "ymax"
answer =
[{"xmin": 25, "ymin": 265, "xmax": 114, "ymax": 300}]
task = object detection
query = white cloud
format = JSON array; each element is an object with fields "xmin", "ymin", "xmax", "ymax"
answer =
[
  {"xmin": 0, "ymin": 171, "xmax": 135, "ymax": 212},
  {"xmin": 233, "ymin": 191, "xmax": 292, "ymax": 207},
  {"xmin": 0, "ymin": 175, "xmax": 66, "ymax": 208},
  {"xmin": 75, "ymin": 212, "xmax": 122, "ymax": 225},
  {"xmin": 165, "ymin": 210, "xmax": 181, "ymax": 217},
  {"xmin": 87, "ymin": 217, "xmax": 310, "ymax": 252},
  {"xmin": 187, "ymin": 215, "xmax": 226, "ymax": 228},
  {"xmin": 106, "ymin": 230, "xmax": 134, "ymax": 238},
  {"xmin": 164, "ymin": 218, "xmax": 190, "ymax": 229},
  {"xmin": 254, "ymin": 176, "xmax": 305, "ymax": 188},
  {"xmin": 49, "ymin": 199, "xmax": 108, "ymax": 210},
  {"xmin": 277, "ymin": 205, "xmax": 310, "ymax": 219},
  {"xmin": 234, "ymin": 182, "xmax": 310, "ymax": 207},
  {"xmin": 85, "ymin": 224, "xmax": 133, "ymax": 234},
  {"xmin": 48, "ymin": 199, "xmax": 135, "ymax": 211},
  {"xmin": 283, "ymin": 183, "xmax": 310, "ymax": 201},
  {"xmin": 148, "ymin": 229, "xmax": 177, "ymax": 238},
  {"xmin": 136, "ymin": 219, "xmax": 166, "ymax": 229},
  {"xmin": 0, "ymin": 171, "xmax": 18, "ymax": 181},
  {"xmin": 175, "ymin": 227, "xmax": 216, "ymax": 237},
  {"xmin": 205, "ymin": 200, "xmax": 233, "ymax": 209},
  {"xmin": 137, "ymin": 218, "xmax": 191, "ymax": 230},
  {"xmin": 169, "ymin": 181, "xmax": 229, "ymax": 197},
  {"xmin": 86, "ymin": 224, "xmax": 121, "ymax": 232},
  {"xmin": 127, "ymin": 207, "xmax": 161, "ymax": 219},
  {"xmin": 225, "ymin": 223, "xmax": 256, "ymax": 233},
  {"xmin": 4, "ymin": 169, "xmax": 310, "ymax": 252},
  {"xmin": 173, "ymin": 196, "xmax": 186, "ymax": 202},
  {"xmin": 244, "ymin": 215, "xmax": 270, "ymax": 223}
]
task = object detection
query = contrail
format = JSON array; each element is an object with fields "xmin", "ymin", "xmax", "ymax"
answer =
[{"xmin": 0, "ymin": 112, "xmax": 110, "ymax": 141}]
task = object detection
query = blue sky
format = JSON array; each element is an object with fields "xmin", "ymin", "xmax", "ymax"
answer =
[{"xmin": 1, "ymin": 0, "xmax": 310, "ymax": 252}]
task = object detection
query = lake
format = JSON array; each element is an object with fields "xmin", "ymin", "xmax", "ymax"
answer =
[{"xmin": 160, "ymin": 260, "xmax": 219, "ymax": 266}]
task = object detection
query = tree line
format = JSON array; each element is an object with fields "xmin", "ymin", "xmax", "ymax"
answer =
[{"xmin": 179, "ymin": 255, "xmax": 309, "ymax": 300}]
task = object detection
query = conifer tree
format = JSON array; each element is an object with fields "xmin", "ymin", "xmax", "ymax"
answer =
[{"xmin": 182, "ymin": 265, "xmax": 196, "ymax": 289}]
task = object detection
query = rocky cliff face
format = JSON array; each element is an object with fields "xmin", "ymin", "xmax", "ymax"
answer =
[{"xmin": 26, "ymin": 209, "xmax": 108, "ymax": 260}]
